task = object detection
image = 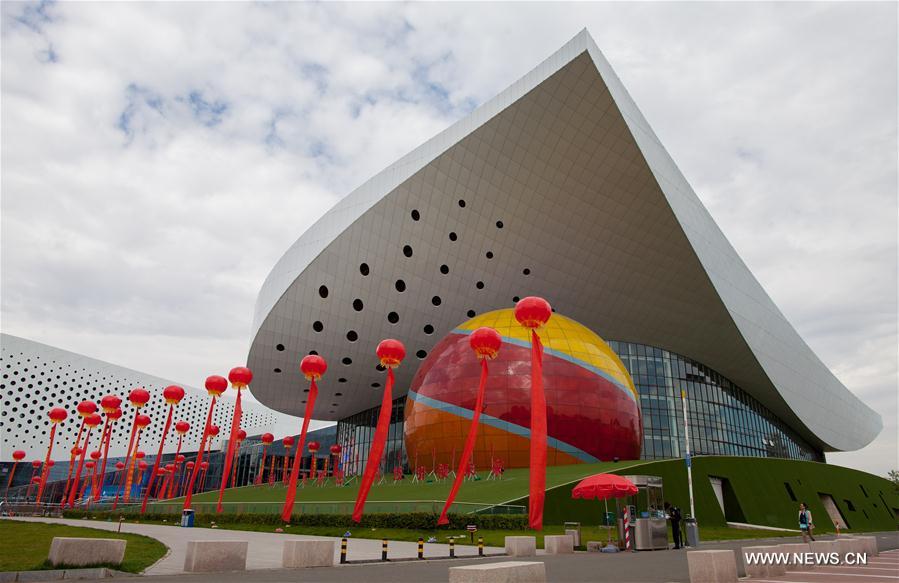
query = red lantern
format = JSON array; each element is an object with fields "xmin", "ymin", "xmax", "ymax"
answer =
[
  {"xmin": 186, "ymin": 461, "xmax": 195, "ymax": 469},
  {"xmin": 90, "ymin": 450, "xmax": 101, "ymax": 460},
  {"xmin": 13, "ymin": 450, "xmax": 26, "ymax": 461},
  {"xmin": 207, "ymin": 425, "xmax": 219, "ymax": 436},
  {"xmin": 205, "ymin": 375, "xmax": 228, "ymax": 396},
  {"xmin": 138, "ymin": 460, "xmax": 148, "ymax": 471},
  {"xmin": 85, "ymin": 461, "xmax": 95, "ymax": 470},
  {"xmin": 135, "ymin": 450, "xmax": 146, "ymax": 459},
  {"xmin": 100, "ymin": 395, "xmax": 121, "ymax": 413},
  {"xmin": 308, "ymin": 441, "xmax": 320, "ymax": 453},
  {"xmin": 236, "ymin": 429, "xmax": 247, "ymax": 442},
  {"xmin": 469, "ymin": 327, "xmax": 502, "ymax": 360},
  {"xmin": 76, "ymin": 401, "xmax": 97, "ymax": 418},
  {"xmin": 47, "ymin": 460, "xmax": 55, "ymax": 467},
  {"xmin": 128, "ymin": 388, "xmax": 150, "ymax": 408},
  {"xmin": 176, "ymin": 454, "xmax": 185, "ymax": 463},
  {"xmin": 135, "ymin": 414, "xmax": 150, "ymax": 429},
  {"xmin": 165, "ymin": 463, "xmax": 175, "ymax": 471},
  {"xmin": 330, "ymin": 444, "xmax": 342, "ymax": 455},
  {"xmin": 261, "ymin": 433, "xmax": 274, "ymax": 445},
  {"xmin": 163, "ymin": 385, "xmax": 185, "ymax": 405},
  {"xmin": 200, "ymin": 461, "xmax": 209, "ymax": 469},
  {"xmin": 514, "ymin": 295, "xmax": 552, "ymax": 530},
  {"xmin": 228, "ymin": 367, "xmax": 253, "ymax": 389},
  {"xmin": 32, "ymin": 460, "xmax": 42, "ymax": 469},
  {"xmin": 105, "ymin": 408, "xmax": 122, "ymax": 421},
  {"xmin": 115, "ymin": 461, "xmax": 125, "ymax": 470},
  {"xmin": 6, "ymin": 450, "xmax": 27, "ymax": 496},
  {"xmin": 84, "ymin": 413, "xmax": 102, "ymax": 428},
  {"xmin": 376, "ymin": 339, "xmax": 405, "ymax": 368},
  {"xmin": 71, "ymin": 447, "xmax": 83, "ymax": 456},
  {"xmin": 49, "ymin": 407, "xmax": 68, "ymax": 423},
  {"xmin": 175, "ymin": 421, "xmax": 190, "ymax": 435},
  {"xmin": 513, "ymin": 296, "xmax": 552, "ymax": 328},
  {"xmin": 300, "ymin": 355, "xmax": 327, "ymax": 380},
  {"xmin": 283, "ymin": 435, "xmax": 295, "ymax": 448}
]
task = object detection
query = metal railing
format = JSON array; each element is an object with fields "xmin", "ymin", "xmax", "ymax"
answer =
[{"xmin": 69, "ymin": 500, "xmax": 526, "ymax": 516}]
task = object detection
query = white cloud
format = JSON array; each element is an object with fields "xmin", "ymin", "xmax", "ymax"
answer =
[{"xmin": 2, "ymin": 2, "xmax": 895, "ymax": 476}]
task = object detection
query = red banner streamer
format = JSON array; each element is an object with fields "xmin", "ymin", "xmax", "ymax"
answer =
[
  {"xmin": 438, "ymin": 358, "xmax": 489, "ymax": 525},
  {"xmin": 142, "ymin": 404, "xmax": 174, "ymax": 513},
  {"xmin": 216, "ymin": 389, "xmax": 242, "ymax": 513},
  {"xmin": 282, "ymin": 378, "xmax": 318, "ymax": 521},
  {"xmin": 352, "ymin": 367, "xmax": 395, "ymax": 523},
  {"xmin": 528, "ymin": 329, "xmax": 546, "ymax": 530}
]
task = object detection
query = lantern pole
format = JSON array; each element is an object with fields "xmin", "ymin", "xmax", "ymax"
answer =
[{"xmin": 681, "ymin": 389, "xmax": 696, "ymax": 520}]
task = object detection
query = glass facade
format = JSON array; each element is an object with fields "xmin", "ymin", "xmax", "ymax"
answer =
[
  {"xmin": 336, "ymin": 342, "xmax": 823, "ymax": 467},
  {"xmin": 607, "ymin": 341, "xmax": 822, "ymax": 462},
  {"xmin": 336, "ymin": 396, "xmax": 407, "ymax": 475}
]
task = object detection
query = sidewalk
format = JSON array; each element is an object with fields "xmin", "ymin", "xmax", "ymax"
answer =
[{"xmin": 6, "ymin": 516, "xmax": 504, "ymax": 575}]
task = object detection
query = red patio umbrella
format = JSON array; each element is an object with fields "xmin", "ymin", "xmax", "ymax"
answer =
[{"xmin": 571, "ymin": 474, "xmax": 638, "ymax": 548}]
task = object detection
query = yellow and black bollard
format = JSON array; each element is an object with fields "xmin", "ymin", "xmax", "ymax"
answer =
[
  {"xmin": 417, "ymin": 537, "xmax": 424, "ymax": 560},
  {"xmin": 340, "ymin": 537, "xmax": 347, "ymax": 564},
  {"xmin": 478, "ymin": 536, "xmax": 484, "ymax": 556},
  {"xmin": 449, "ymin": 538, "xmax": 455, "ymax": 558},
  {"xmin": 381, "ymin": 538, "xmax": 388, "ymax": 561}
]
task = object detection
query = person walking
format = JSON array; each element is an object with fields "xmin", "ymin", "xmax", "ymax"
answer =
[{"xmin": 798, "ymin": 502, "xmax": 815, "ymax": 542}]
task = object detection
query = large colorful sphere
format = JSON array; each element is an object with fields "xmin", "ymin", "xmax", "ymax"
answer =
[{"xmin": 404, "ymin": 308, "xmax": 642, "ymax": 468}]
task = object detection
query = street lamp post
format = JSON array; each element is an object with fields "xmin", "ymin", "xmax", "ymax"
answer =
[{"xmin": 681, "ymin": 389, "xmax": 696, "ymax": 519}]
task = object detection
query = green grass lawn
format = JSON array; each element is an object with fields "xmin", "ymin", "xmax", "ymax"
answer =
[
  {"xmin": 171, "ymin": 460, "xmax": 647, "ymax": 507},
  {"xmin": 0, "ymin": 520, "xmax": 167, "ymax": 573}
]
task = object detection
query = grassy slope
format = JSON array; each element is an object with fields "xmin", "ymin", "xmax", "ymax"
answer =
[
  {"xmin": 173, "ymin": 460, "xmax": 646, "ymax": 505},
  {"xmin": 525, "ymin": 456, "xmax": 898, "ymax": 531},
  {"xmin": 0, "ymin": 520, "xmax": 167, "ymax": 573}
]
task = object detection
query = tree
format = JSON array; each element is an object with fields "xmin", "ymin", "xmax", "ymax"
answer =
[{"xmin": 888, "ymin": 469, "xmax": 899, "ymax": 493}]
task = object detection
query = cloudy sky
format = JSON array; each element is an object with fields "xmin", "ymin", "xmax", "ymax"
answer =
[{"xmin": 2, "ymin": 2, "xmax": 895, "ymax": 476}]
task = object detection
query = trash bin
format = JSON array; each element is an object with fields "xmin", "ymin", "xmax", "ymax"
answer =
[
  {"xmin": 181, "ymin": 509, "xmax": 194, "ymax": 528},
  {"xmin": 684, "ymin": 517, "xmax": 699, "ymax": 547},
  {"xmin": 563, "ymin": 522, "xmax": 581, "ymax": 547}
]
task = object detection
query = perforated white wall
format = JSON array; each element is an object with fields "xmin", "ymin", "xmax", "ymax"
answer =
[{"xmin": 1, "ymin": 334, "xmax": 301, "ymax": 461}]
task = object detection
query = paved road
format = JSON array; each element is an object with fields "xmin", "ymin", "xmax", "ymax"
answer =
[
  {"xmin": 5, "ymin": 516, "xmax": 503, "ymax": 575},
  {"xmin": 9, "ymin": 517, "xmax": 897, "ymax": 582}
]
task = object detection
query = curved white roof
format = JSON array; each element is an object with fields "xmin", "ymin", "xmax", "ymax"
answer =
[{"xmin": 248, "ymin": 30, "xmax": 880, "ymax": 453}]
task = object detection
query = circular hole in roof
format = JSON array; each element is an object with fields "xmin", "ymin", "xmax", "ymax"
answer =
[
  {"xmin": 303, "ymin": 388, "xmax": 310, "ymax": 393},
  {"xmin": 476, "ymin": 281, "xmax": 484, "ymax": 289},
  {"xmin": 353, "ymin": 299, "xmax": 364, "ymax": 311},
  {"xmin": 403, "ymin": 245, "xmax": 413, "ymax": 257},
  {"xmin": 439, "ymin": 264, "xmax": 449, "ymax": 275},
  {"xmin": 387, "ymin": 312, "xmax": 399, "ymax": 324},
  {"xmin": 375, "ymin": 364, "xmax": 386, "ymax": 372},
  {"xmin": 449, "ymin": 232, "xmax": 457, "ymax": 242},
  {"xmin": 395, "ymin": 280, "xmax": 406, "ymax": 292},
  {"xmin": 312, "ymin": 321, "xmax": 324, "ymax": 332},
  {"xmin": 431, "ymin": 296, "xmax": 442, "ymax": 306},
  {"xmin": 335, "ymin": 392, "xmax": 343, "ymax": 396},
  {"xmin": 496, "ymin": 220, "xmax": 503, "ymax": 228},
  {"xmin": 332, "ymin": 404, "xmax": 338, "ymax": 407},
  {"xmin": 276, "ymin": 343, "xmax": 285, "ymax": 351},
  {"xmin": 338, "ymin": 378, "xmax": 347, "ymax": 383},
  {"xmin": 371, "ymin": 382, "xmax": 381, "ymax": 388},
  {"xmin": 346, "ymin": 330, "xmax": 358, "ymax": 342},
  {"xmin": 458, "ymin": 199, "xmax": 466, "ymax": 208},
  {"xmin": 486, "ymin": 251, "xmax": 494, "ymax": 259},
  {"xmin": 411, "ymin": 209, "xmax": 420, "ymax": 221},
  {"xmin": 309, "ymin": 350, "xmax": 319, "ymax": 356},
  {"xmin": 523, "ymin": 268, "xmax": 531, "ymax": 275},
  {"xmin": 360, "ymin": 263, "xmax": 370, "ymax": 276},
  {"xmin": 423, "ymin": 324, "xmax": 434, "ymax": 335},
  {"xmin": 273, "ymin": 368, "xmax": 282, "ymax": 373},
  {"xmin": 318, "ymin": 285, "xmax": 329, "ymax": 298},
  {"xmin": 513, "ymin": 296, "xmax": 520, "ymax": 303},
  {"xmin": 467, "ymin": 310, "xmax": 476, "ymax": 318},
  {"xmin": 342, "ymin": 357, "xmax": 352, "ymax": 365},
  {"xmin": 416, "ymin": 350, "xmax": 428, "ymax": 359}
]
